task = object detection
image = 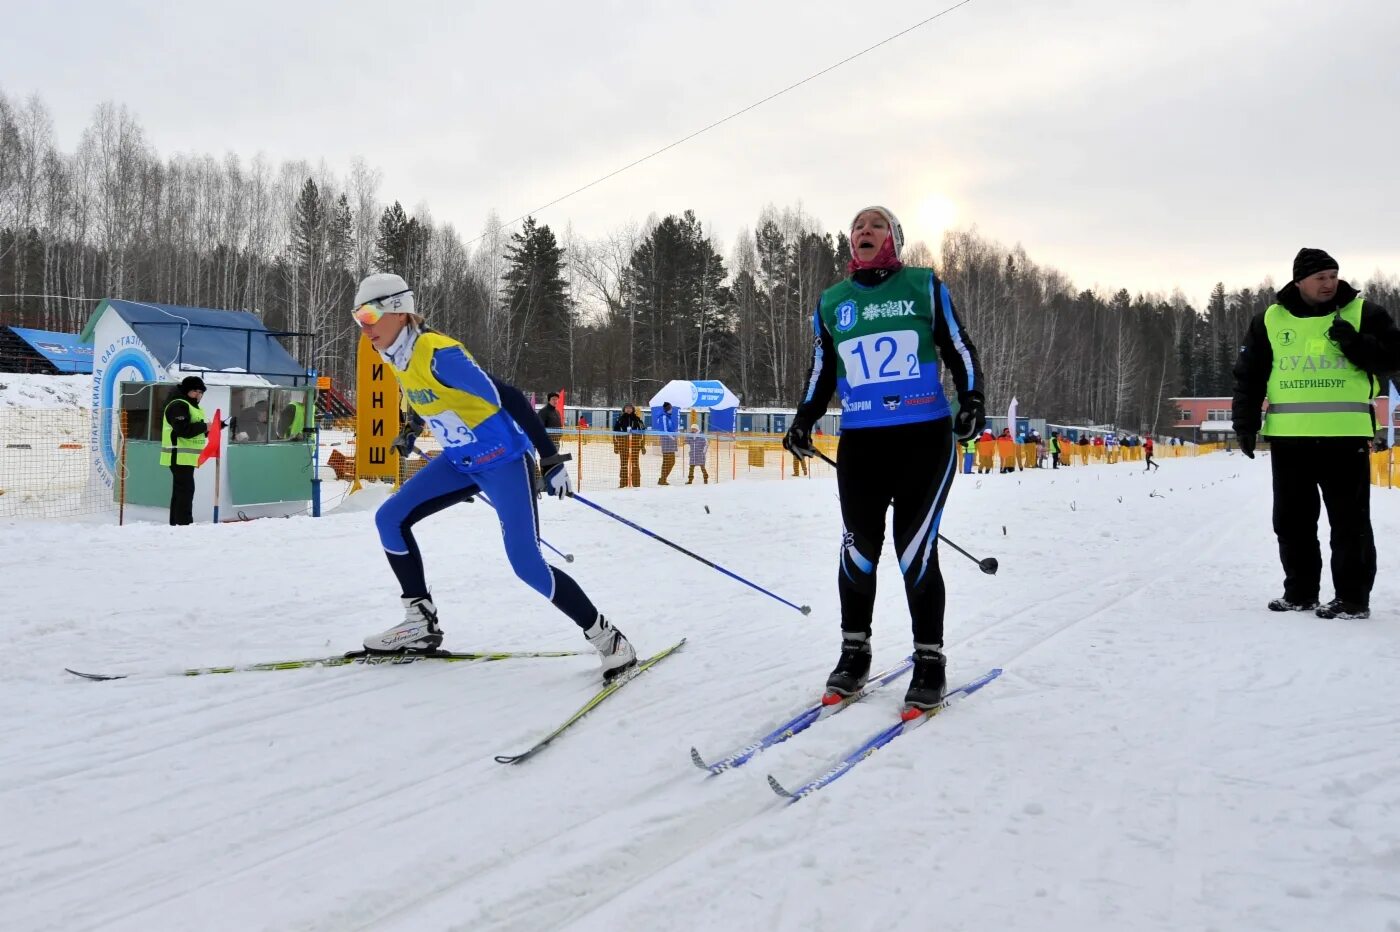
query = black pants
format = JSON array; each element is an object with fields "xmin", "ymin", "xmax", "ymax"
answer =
[
  {"xmin": 836, "ymin": 420, "xmax": 957, "ymax": 645},
  {"xmin": 169, "ymin": 464, "xmax": 195, "ymax": 526},
  {"xmin": 1270, "ymin": 437, "xmax": 1376, "ymax": 606}
]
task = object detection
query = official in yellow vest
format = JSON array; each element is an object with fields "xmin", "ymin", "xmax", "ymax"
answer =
[
  {"xmin": 1232, "ymin": 248, "xmax": 1400, "ymax": 620},
  {"xmin": 161, "ymin": 375, "xmax": 208, "ymax": 526},
  {"xmin": 350, "ymin": 273, "xmax": 639, "ymax": 681}
]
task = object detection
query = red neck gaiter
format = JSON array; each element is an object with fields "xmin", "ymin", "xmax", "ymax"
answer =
[{"xmin": 847, "ymin": 235, "xmax": 902, "ymax": 274}]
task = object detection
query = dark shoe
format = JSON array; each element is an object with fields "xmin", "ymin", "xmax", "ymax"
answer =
[
  {"xmin": 824, "ymin": 633, "xmax": 872, "ymax": 698},
  {"xmin": 903, "ymin": 645, "xmax": 947, "ymax": 710},
  {"xmin": 1316, "ymin": 600, "xmax": 1370, "ymax": 620},
  {"xmin": 1268, "ymin": 597, "xmax": 1318, "ymax": 612}
]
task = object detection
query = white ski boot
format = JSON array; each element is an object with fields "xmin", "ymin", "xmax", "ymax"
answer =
[
  {"xmin": 363, "ymin": 597, "xmax": 444, "ymax": 652},
  {"xmin": 584, "ymin": 615, "xmax": 637, "ymax": 681}
]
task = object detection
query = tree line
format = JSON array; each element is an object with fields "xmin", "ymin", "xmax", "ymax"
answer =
[{"xmin": 2, "ymin": 91, "xmax": 1395, "ymax": 432}]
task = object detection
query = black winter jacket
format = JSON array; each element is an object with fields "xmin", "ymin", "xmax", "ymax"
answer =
[{"xmin": 1231, "ymin": 281, "xmax": 1400, "ymax": 435}]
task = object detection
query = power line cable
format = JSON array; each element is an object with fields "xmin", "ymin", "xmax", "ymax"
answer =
[{"xmin": 468, "ymin": 0, "xmax": 981, "ymax": 245}]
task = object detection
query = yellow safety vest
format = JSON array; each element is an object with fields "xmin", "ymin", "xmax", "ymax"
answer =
[
  {"xmin": 160, "ymin": 398, "xmax": 206, "ymax": 466},
  {"xmin": 1263, "ymin": 297, "xmax": 1378, "ymax": 437}
]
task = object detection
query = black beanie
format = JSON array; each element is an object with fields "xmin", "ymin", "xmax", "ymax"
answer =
[
  {"xmin": 1292, "ymin": 248, "xmax": 1339, "ymax": 283},
  {"xmin": 179, "ymin": 375, "xmax": 207, "ymax": 394}
]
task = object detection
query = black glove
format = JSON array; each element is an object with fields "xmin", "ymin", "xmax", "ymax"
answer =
[
  {"xmin": 392, "ymin": 412, "xmax": 425, "ymax": 457},
  {"xmin": 783, "ymin": 419, "xmax": 815, "ymax": 458},
  {"xmin": 1327, "ymin": 316, "xmax": 1359, "ymax": 348},
  {"xmin": 1238, "ymin": 432, "xmax": 1256, "ymax": 459},
  {"xmin": 953, "ymin": 392, "xmax": 986, "ymax": 442}
]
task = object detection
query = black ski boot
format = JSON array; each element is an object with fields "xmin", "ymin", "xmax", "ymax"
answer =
[
  {"xmin": 824, "ymin": 632, "xmax": 872, "ymax": 698},
  {"xmin": 1315, "ymin": 599, "xmax": 1370, "ymax": 620},
  {"xmin": 903, "ymin": 644, "xmax": 948, "ymax": 711},
  {"xmin": 1267, "ymin": 596, "xmax": 1318, "ymax": 613}
]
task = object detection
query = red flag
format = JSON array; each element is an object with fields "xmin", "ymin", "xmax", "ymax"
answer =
[{"xmin": 198, "ymin": 408, "xmax": 223, "ymax": 466}]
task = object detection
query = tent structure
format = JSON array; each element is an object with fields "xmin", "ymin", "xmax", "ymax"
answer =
[{"xmin": 647, "ymin": 379, "xmax": 741, "ymax": 432}]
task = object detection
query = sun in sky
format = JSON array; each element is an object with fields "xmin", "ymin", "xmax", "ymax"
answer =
[{"xmin": 915, "ymin": 192, "xmax": 958, "ymax": 242}]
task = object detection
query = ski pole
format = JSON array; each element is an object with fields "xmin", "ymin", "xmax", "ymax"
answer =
[
  {"xmin": 568, "ymin": 492, "xmax": 812, "ymax": 615},
  {"xmin": 806, "ymin": 446, "xmax": 999, "ymax": 576},
  {"xmin": 475, "ymin": 493, "xmax": 575, "ymax": 563}
]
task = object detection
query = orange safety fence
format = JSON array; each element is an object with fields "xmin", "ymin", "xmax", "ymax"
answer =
[
  {"xmin": 1372, "ymin": 450, "xmax": 1398, "ymax": 489},
  {"xmin": 379, "ymin": 430, "xmax": 838, "ymax": 490}
]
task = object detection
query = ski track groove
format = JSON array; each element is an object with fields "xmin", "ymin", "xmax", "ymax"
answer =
[
  {"xmin": 0, "ymin": 660, "xmax": 366, "ymax": 773},
  {"xmin": 63, "ymin": 664, "xmax": 663, "ymax": 932},
  {"xmin": 3, "ymin": 659, "xmax": 554, "ymax": 913},
  {"xmin": 0, "ymin": 662, "xmax": 466, "ymax": 795}
]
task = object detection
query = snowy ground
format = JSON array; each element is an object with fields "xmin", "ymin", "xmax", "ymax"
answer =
[{"xmin": 2, "ymin": 454, "xmax": 1398, "ymax": 932}]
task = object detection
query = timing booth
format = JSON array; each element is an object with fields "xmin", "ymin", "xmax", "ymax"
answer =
[
  {"xmin": 81, "ymin": 300, "xmax": 316, "ymax": 523},
  {"xmin": 646, "ymin": 380, "xmax": 741, "ymax": 433}
]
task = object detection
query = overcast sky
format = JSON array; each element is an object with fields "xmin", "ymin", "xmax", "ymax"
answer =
[{"xmin": 5, "ymin": 0, "xmax": 1398, "ymax": 305}]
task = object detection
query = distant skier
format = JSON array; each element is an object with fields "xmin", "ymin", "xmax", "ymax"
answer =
[
  {"xmin": 783, "ymin": 205, "xmax": 985, "ymax": 710},
  {"xmin": 351, "ymin": 273, "xmax": 637, "ymax": 679},
  {"xmin": 1144, "ymin": 435, "xmax": 1159, "ymax": 471}
]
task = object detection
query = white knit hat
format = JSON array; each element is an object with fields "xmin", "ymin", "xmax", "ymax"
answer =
[
  {"xmin": 850, "ymin": 206, "xmax": 905, "ymax": 258},
  {"xmin": 354, "ymin": 272, "xmax": 416, "ymax": 316}
]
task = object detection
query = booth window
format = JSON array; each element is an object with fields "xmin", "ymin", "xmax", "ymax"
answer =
[
  {"xmin": 230, "ymin": 388, "xmax": 272, "ymax": 443},
  {"xmin": 271, "ymin": 388, "xmax": 313, "ymax": 440},
  {"xmin": 117, "ymin": 382, "xmax": 177, "ymax": 441}
]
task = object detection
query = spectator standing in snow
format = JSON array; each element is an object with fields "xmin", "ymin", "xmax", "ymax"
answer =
[
  {"xmin": 685, "ymin": 424, "xmax": 709, "ymax": 484},
  {"xmin": 537, "ymin": 391, "xmax": 563, "ymax": 433},
  {"xmin": 613, "ymin": 403, "xmax": 645, "ymax": 488},
  {"xmin": 656, "ymin": 401, "xmax": 679, "ymax": 485}
]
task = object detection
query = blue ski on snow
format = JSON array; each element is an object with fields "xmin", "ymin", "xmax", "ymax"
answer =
[
  {"xmin": 690, "ymin": 656, "xmax": 916, "ymax": 774},
  {"xmin": 767, "ymin": 667, "xmax": 1003, "ymax": 802}
]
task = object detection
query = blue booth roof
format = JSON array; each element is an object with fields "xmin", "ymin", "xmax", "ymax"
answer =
[{"xmin": 81, "ymin": 300, "xmax": 307, "ymax": 384}]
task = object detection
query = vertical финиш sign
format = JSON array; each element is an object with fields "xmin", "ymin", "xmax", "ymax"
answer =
[{"xmin": 355, "ymin": 333, "xmax": 399, "ymax": 480}]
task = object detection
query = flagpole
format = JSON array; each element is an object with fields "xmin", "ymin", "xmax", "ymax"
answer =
[{"xmin": 206, "ymin": 407, "xmax": 224, "ymax": 524}]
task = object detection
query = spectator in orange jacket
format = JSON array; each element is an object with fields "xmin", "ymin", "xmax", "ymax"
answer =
[
  {"xmin": 975, "ymin": 429, "xmax": 996, "ymax": 473},
  {"xmin": 997, "ymin": 428, "xmax": 1017, "ymax": 474}
]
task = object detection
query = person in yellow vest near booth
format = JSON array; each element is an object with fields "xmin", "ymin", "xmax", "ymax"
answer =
[
  {"xmin": 1232, "ymin": 248, "xmax": 1400, "ymax": 620},
  {"xmin": 278, "ymin": 397, "xmax": 310, "ymax": 439},
  {"xmin": 161, "ymin": 375, "xmax": 209, "ymax": 526},
  {"xmin": 351, "ymin": 273, "xmax": 640, "ymax": 679}
]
